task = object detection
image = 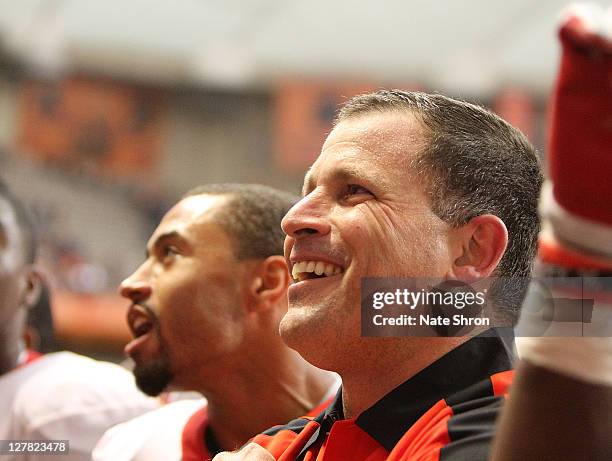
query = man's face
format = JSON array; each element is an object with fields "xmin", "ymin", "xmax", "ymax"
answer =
[
  {"xmin": 120, "ymin": 194, "xmax": 249, "ymax": 395},
  {"xmin": 0, "ymin": 198, "xmax": 29, "ymax": 332},
  {"xmin": 280, "ymin": 112, "xmax": 459, "ymax": 366}
]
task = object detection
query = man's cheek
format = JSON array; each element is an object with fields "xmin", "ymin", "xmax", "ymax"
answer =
[{"xmin": 357, "ymin": 203, "xmax": 413, "ymax": 252}]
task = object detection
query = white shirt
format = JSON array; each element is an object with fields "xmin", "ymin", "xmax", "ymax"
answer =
[
  {"xmin": 0, "ymin": 351, "xmax": 159, "ymax": 461},
  {"xmin": 92, "ymin": 398, "xmax": 207, "ymax": 461},
  {"xmin": 93, "ymin": 373, "xmax": 342, "ymax": 461}
]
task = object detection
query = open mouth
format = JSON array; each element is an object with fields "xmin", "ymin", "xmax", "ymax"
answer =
[
  {"xmin": 125, "ymin": 305, "xmax": 159, "ymax": 359},
  {"xmin": 127, "ymin": 305, "xmax": 156, "ymax": 338},
  {"xmin": 132, "ymin": 317, "xmax": 154, "ymax": 338},
  {"xmin": 291, "ymin": 260, "xmax": 344, "ymax": 282}
]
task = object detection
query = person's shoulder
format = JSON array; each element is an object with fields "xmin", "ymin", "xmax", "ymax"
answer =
[
  {"xmin": 11, "ymin": 351, "xmax": 159, "ymax": 451},
  {"xmin": 93, "ymin": 399, "xmax": 206, "ymax": 461},
  {"xmin": 101, "ymin": 397, "xmax": 206, "ymax": 429},
  {"xmin": 16, "ymin": 352, "xmax": 155, "ymax": 408}
]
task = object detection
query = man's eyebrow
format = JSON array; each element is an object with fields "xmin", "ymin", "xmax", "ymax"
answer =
[
  {"xmin": 302, "ymin": 166, "xmax": 315, "ymax": 195},
  {"xmin": 145, "ymin": 230, "xmax": 182, "ymax": 258},
  {"xmin": 333, "ymin": 165, "xmax": 367, "ymax": 181},
  {"xmin": 302, "ymin": 164, "xmax": 369, "ymax": 195}
]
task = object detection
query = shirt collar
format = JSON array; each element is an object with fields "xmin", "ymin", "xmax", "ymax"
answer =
[{"xmin": 323, "ymin": 328, "xmax": 515, "ymax": 451}]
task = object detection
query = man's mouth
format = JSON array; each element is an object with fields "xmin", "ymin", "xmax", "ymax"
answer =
[
  {"xmin": 132, "ymin": 316, "xmax": 154, "ymax": 338},
  {"xmin": 125, "ymin": 304, "xmax": 160, "ymax": 359},
  {"xmin": 291, "ymin": 260, "xmax": 344, "ymax": 282}
]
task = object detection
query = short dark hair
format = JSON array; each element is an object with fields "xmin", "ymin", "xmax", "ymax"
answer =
[
  {"xmin": 0, "ymin": 177, "xmax": 38, "ymax": 264},
  {"xmin": 183, "ymin": 183, "xmax": 298, "ymax": 260},
  {"xmin": 337, "ymin": 90, "xmax": 543, "ymax": 320}
]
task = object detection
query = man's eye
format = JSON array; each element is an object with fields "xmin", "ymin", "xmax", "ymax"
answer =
[
  {"xmin": 162, "ymin": 246, "xmax": 179, "ymax": 258},
  {"xmin": 345, "ymin": 184, "xmax": 373, "ymax": 197}
]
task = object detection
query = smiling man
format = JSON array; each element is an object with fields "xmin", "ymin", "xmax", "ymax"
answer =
[
  {"xmin": 93, "ymin": 184, "xmax": 338, "ymax": 461},
  {"xmin": 214, "ymin": 91, "xmax": 542, "ymax": 461}
]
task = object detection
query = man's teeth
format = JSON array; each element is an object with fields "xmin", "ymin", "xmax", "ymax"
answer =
[
  {"xmin": 292, "ymin": 260, "xmax": 342, "ymax": 281},
  {"xmin": 132, "ymin": 317, "xmax": 152, "ymax": 337}
]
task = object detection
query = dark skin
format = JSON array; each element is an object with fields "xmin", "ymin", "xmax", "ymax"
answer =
[
  {"xmin": 120, "ymin": 194, "xmax": 336, "ymax": 452},
  {"xmin": 491, "ymin": 360, "xmax": 612, "ymax": 461},
  {"xmin": 0, "ymin": 197, "xmax": 38, "ymax": 375}
]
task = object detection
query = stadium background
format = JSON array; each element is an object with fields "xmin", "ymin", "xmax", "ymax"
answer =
[{"xmin": 0, "ymin": 0, "xmax": 602, "ymax": 359}]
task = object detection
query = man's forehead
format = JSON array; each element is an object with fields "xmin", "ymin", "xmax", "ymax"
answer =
[
  {"xmin": 170, "ymin": 194, "xmax": 229, "ymax": 221},
  {"xmin": 0, "ymin": 197, "xmax": 25, "ymax": 263},
  {"xmin": 304, "ymin": 111, "xmax": 426, "ymax": 188},
  {"xmin": 148, "ymin": 194, "xmax": 229, "ymax": 246},
  {"xmin": 323, "ymin": 111, "xmax": 424, "ymax": 150},
  {"xmin": 0, "ymin": 197, "xmax": 17, "ymax": 223},
  {"xmin": 0, "ymin": 198, "xmax": 19, "ymax": 242}
]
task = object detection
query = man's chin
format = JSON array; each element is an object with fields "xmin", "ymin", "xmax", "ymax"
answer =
[
  {"xmin": 133, "ymin": 358, "xmax": 174, "ymax": 397},
  {"xmin": 280, "ymin": 306, "xmax": 331, "ymax": 348}
]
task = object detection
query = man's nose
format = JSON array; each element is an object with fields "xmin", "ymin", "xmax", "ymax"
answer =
[
  {"xmin": 118, "ymin": 268, "xmax": 152, "ymax": 303},
  {"xmin": 282, "ymin": 193, "xmax": 332, "ymax": 238}
]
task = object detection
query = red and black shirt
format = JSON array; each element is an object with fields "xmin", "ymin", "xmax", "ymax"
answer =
[
  {"xmin": 182, "ymin": 395, "xmax": 338, "ymax": 460},
  {"xmin": 252, "ymin": 330, "xmax": 515, "ymax": 461}
]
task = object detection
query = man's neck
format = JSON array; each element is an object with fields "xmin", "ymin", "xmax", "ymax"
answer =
[
  {"xmin": 197, "ymin": 348, "xmax": 336, "ymax": 452},
  {"xmin": 339, "ymin": 337, "xmax": 468, "ymax": 418}
]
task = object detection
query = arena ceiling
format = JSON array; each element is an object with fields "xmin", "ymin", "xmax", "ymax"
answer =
[{"xmin": 0, "ymin": 0, "xmax": 606, "ymax": 93}]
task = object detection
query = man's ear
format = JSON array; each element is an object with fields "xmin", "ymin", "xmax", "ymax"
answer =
[
  {"xmin": 247, "ymin": 256, "xmax": 289, "ymax": 313},
  {"xmin": 451, "ymin": 215, "xmax": 508, "ymax": 283},
  {"xmin": 22, "ymin": 266, "xmax": 43, "ymax": 310}
]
